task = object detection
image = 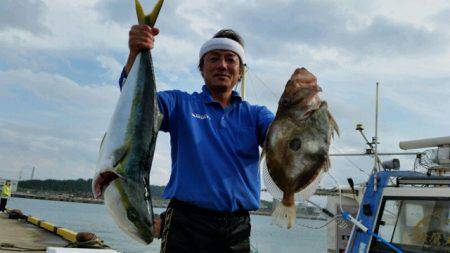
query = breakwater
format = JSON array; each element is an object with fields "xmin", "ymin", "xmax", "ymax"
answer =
[
  {"xmin": 12, "ymin": 192, "xmax": 104, "ymax": 204},
  {"xmin": 11, "ymin": 192, "xmax": 325, "ymax": 220}
]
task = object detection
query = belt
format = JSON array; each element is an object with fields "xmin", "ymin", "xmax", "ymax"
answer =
[{"xmin": 169, "ymin": 199, "xmax": 249, "ymax": 218}]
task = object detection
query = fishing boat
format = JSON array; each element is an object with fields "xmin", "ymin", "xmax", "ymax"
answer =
[
  {"xmin": 325, "ymin": 136, "xmax": 450, "ymax": 253},
  {"xmin": 323, "ymin": 84, "xmax": 450, "ymax": 253}
]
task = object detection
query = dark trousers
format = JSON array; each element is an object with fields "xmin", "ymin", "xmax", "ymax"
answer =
[
  {"xmin": 160, "ymin": 199, "xmax": 251, "ymax": 253},
  {"xmin": 0, "ymin": 198, "xmax": 7, "ymax": 212}
]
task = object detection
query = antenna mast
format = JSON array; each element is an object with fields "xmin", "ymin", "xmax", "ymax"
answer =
[
  {"xmin": 31, "ymin": 166, "xmax": 35, "ymax": 180},
  {"xmin": 373, "ymin": 82, "xmax": 380, "ymax": 173}
]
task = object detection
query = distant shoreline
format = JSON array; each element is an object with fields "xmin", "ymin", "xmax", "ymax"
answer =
[
  {"xmin": 11, "ymin": 192, "xmax": 326, "ymax": 220},
  {"xmin": 12, "ymin": 192, "xmax": 104, "ymax": 204}
]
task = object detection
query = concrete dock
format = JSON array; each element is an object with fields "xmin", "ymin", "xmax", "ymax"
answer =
[{"xmin": 0, "ymin": 211, "xmax": 67, "ymax": 252}]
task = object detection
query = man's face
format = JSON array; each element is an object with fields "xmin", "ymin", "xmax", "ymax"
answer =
[{"xmin": 202, "ymin": 50, "xmax": 242, "ymax": 92}]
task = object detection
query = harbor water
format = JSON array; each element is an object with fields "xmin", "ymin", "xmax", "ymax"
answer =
[{"xmin": 7, "ymin": 197, "xmax": 327, "ymax": 253}]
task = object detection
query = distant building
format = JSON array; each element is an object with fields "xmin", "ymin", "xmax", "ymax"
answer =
[{"xmin": 0, "ymin": 179, "xmax": 18, "ymax": 192}]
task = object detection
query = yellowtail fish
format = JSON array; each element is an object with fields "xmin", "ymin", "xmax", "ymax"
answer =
[{"xmin": 92, "ymin": 0, "xmax": 164, "ymax": 244}]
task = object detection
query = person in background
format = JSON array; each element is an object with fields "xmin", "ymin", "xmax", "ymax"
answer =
[{"xmin": 0, "ymin": 180, "xmax": 11, "ymax": 212}]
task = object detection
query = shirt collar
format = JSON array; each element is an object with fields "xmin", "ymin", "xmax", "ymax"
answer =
[{"xmin": 201, "ymin": 85, "xmax": 242, "ymax": 105}]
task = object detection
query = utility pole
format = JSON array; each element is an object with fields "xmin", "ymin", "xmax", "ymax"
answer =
[{"xmin": 31, "ymin": 167, "xmax": 35, "ymax": 180}]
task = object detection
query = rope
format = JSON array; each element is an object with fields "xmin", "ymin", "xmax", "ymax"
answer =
[
  {"xmin": 298, "ymin": 216, "xmax": 339, "ymax": 229},
  {"xmin": 247, "ymin": 68, "xmax": 279, "ymax": 98},
  {"xmin": 331, "ymin": 146, "xmax": 370, "ymax": 177},
  {"xmin": 65, "ymin": 236, "xmax": 110, "ymax": 249},
  {"xmin": 0, "ymin": 243, "xmax": 46, "ymax": 252}
]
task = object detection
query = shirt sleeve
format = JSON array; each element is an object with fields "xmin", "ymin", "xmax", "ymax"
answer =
[
  {"xmin": 257, "ymin": 106, "xmax": 275, "ymax": 146},
  {"xmin": 157, "ymin": 91, "xmax": 178, "ymax": 132}
]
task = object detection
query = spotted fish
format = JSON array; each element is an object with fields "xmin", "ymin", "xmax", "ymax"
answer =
[{"xmin": 262, "ymin": 68, "xmax": 339, "ymax": 228}]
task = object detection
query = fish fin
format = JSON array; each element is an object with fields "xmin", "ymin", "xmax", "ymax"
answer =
[
  {"xmin": 112, "ymin": 143, "xmax": 130, "ymax": 168},
  {"xmin": 99, "ymin": 132, "xmax": 107, "ymax": 152},
  {"xmin": 271, "ymin": 202, "xmax": 296, "ymax": 229},
  {"xmin": 327, "ymin": 110, "xmax": 340, "ymax": 137},
  {"xmin": 147, "ymin": 0, "xmax": 164, "ymax": 27},
  {"xmin": 134, "ymin": 0, "xmax": 146, "ymax": 25},
  {"xmin": 298, "ymin": 170, "xmax": 324, "ymax": 201},
  {"xmin": 261, "ymin": 154, "xmax": 284, "ymax": 200},
  {"xmin": 134, "ymin": 0, "xmax": 164, "ymax": 27}
]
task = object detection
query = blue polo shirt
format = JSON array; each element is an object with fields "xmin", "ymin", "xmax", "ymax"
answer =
[{"xmin": 120, "ymin": 74, "xmax": 274, "ymax": 211}]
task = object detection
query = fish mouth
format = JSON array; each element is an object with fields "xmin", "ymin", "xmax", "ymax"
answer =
[
  {"xmin": 93, "ymin": 171, "xmax": 121, "ymax": 198},
  {"xmin": 103, "ymin": 179, "xmax": 154, "ymax": 244},
  {"xmin": 281, "ymin": 86, "xmax": 322, "ymax": 107}
]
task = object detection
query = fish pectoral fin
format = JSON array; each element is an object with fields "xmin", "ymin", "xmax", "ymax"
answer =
[
  {"xmin": 112, "ymin": 143, "xmax": 130, "ymax": 168},
  {"xmin": 259, "ymin": 149, "xmax": 266, "ymax": 163},
  {"xmin": 135, "ymin": 0, "xmax": 164, "ymax": 27},
  {"xmin": 99, "ymin": 132, "xmax": 107, "ymax": 152},
  {"xmin": 327, "ymin": 110, "xmax": 340, "ymax": 137},
  {"xmin": 298, "ymin": 170, "xmax": 324, "ymax": 201}
]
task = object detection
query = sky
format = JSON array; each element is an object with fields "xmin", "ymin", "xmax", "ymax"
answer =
[{"xmin": 1, "ymin": 0, "xmax": 449, "ymax": 197}]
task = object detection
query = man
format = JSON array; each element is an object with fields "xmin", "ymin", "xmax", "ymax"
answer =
[
  {"xmin": 120, "ymin": 25, "xmax": 316, "ymax": 252},
  {"xmin": 0, "ymin": 180, "xmax": 11, "ymax": 212}
]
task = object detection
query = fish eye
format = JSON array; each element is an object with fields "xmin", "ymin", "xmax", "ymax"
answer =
[{"xmin": 289, "ymin": 138, "xmax": 302, "ymax": 151}]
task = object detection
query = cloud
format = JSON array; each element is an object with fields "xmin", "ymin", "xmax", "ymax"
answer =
[
  {"xmin": 96, "ymin": 55, "xmax": 123, "ymax": 81},
  {"xmin": 431, "ymin": 7, "xmax": 450, "ymax": 31},
  {"xmin": 208, "ymin": 0, "xmax": 447, "ymax": 65},
  {"xmin": 95, "ymin": 0, "xmax": 136, "ymax": 25},
  {"xmin": 0, "ymin": 0, "xmax": 127, "ymax": 52},
  {"xmin": 1, "ymin": 0, "xmax": 449, "ymax": 187},
  {"xmin": 0, "ymin": 0, "xmax": 49, "ymax": 33},
  {"xmin": 0, "ymin": 69, "xmax": 116, "ymax": 178},
  {"xmin": 0, "ymin": 69, "xmax": 173, "ymax": 180},
  {"xmin": 342, "ymin": 16, "xmax": 444, "ymax": 56}
]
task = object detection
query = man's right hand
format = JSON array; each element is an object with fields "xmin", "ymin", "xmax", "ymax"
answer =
[
  {"xmin": 153, "ymin": 210, "xmax": 167, "ymax": 239},
  {"xmin": 153, "ymin": 216, "xmax": 162, "ymax": 238},
  {"xmin": 125, "ymin": 25, "xmax": 160, "ymax": 75}
]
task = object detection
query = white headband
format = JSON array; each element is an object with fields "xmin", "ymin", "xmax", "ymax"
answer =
[{"xmin": 199, "ymin": 38, "xmax": 245, "ymax": 64}]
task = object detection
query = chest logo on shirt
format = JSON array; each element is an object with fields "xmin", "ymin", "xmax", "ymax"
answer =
[{"xmin": 192, "ymin": 113, "xmax": 210, "ymax": 120}]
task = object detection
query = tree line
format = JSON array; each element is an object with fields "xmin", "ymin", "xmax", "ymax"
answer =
[
  {"xmin": 17, "ymin": 179, "xmax": 165, "ymax": 198},
  {"xmin": 17, "ymin": 179, "xmax": 273, "ymax": 209}
]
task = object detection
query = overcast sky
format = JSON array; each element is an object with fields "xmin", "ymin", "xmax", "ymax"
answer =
[{"xmin": 1, "ymin": 0, "xmax": 449, "ymax": 195}]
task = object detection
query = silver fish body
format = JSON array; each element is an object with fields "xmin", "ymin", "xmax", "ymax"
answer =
[{"xmin": 92, "ymin": 51, "xmax": 162, "ymax": 244}]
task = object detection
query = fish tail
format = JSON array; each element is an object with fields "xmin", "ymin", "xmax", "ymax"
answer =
[
  {"xmin": 134, "ymin": 0, "xmax": 164, "ymax": 27},
  {"xmin": 271, "ymin": 194, "xmax": 296, "ymax": 229}
]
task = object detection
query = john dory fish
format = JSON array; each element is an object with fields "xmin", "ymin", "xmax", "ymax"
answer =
[{"xmin": 263, "ymin": 68, "xmax": 339, "ymax": 228}]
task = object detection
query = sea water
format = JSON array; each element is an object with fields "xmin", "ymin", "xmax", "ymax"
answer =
[{"xmin": 7, "ymin": 198, "xmax": 327, "ymax": 253}]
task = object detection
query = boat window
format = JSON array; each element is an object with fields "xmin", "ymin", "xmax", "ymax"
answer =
[{"xmin": 371, "ymin": 198, "xmax": 450, "ymax": 253}]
